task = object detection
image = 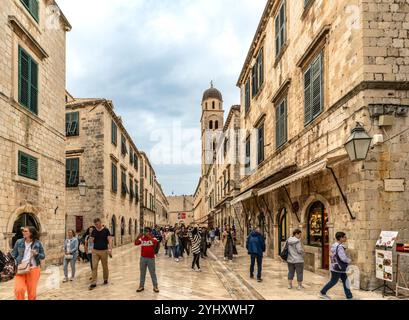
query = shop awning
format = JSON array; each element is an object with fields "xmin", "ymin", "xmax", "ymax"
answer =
[
  {"xmin": 257, "ymin": 159, "xmax": 328, "ymax": 196},
  {"xmin": 231, "ymin": 189, "xmax": 256, "ymax": 206}
]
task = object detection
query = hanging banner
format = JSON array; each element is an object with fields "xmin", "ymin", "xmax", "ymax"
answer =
[
  {"xmin": 375, "ymin": 250, "xmax": 393, "ymax": 282},
  {"xmin": 376, "ymin": 231, "xmax": 398, "ymax": 249}
]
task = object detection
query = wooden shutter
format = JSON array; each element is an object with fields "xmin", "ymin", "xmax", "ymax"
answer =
[
  {"xmin": 258, "ymin": 48, "xmax": 264, "ymax": 86},
  {"xmin": 19, "ymin": 152, "xmax": 29, "ymax": 177},
  {"xmin": 275, "ymin": 15, "xmax": 280, "ymax": 56},
  {"xmin": 19, "ymin": 47, "xmax": 30, "ymax": 108},
  {"xmin": 112, "ymin": 121, "xmax": 117, "ymax": 145},
  {"xmin": 29, "ymin": 156, "xmax": 38, "ymax": 180},
  {"xmin": 245, "ymin": 79, "xmax": 250, "ymax": 113},
  {"xmin": 311, "ymin": 53, "xmax": 323, "ymax": 119},
  {"xmin": 251, "ymin": 65, "xmax": 257, "ymax": 97},
  {"xmin": 30, "ymin": 0, "xmax": 39, "ymax": 22},
  {"xmin": 112, "ymin": 163, "xmax": 117, "ymax": 192},
  {"xmin": 304, "ymin": 66, "xmax": 312, "ymax": 124},
  {"xmin": 29, "ymin": 59, "xmax": 38, "ymax": 114},
  {"xmin": 258, "ymin": 125, "xmax": 264, "ymax": 164},
  {"xmin": 276, "ymin": 99, "xmax": 288, "ymax": 148}
]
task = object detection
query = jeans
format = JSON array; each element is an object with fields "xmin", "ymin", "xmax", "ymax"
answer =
[
  {"xmin": 168, "ymin": 246, "xmax": 174, "ymax": 258},
  {"xmin": 288, "ymin": 263, "xmax": 304, "ymax": 282},
  {"xmin": 192, "ymin": 253, "xmax": 201, "ymax": 270},
  {"xmin": 321, "ymin": 271, "xmax": 353, "ymax": 299},
  {"xmin": 140, "ymin": 257, "xmax": 158, "ymax": 288},
  {"xmin": 250, "ymin": 254, "xmax": 263, "ymax": 279},
  {"xmin": 63, "ymin": 255, "xmax": 77, "ymax": 279}
]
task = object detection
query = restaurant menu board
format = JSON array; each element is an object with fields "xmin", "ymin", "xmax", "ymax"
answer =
[
  {"xmin": 376, "ymin": 231, "xmax": 399, "ymax": 248},
  {"xmin": 376, "ymin": 250, "xmax": 393, "ymax": 282}
]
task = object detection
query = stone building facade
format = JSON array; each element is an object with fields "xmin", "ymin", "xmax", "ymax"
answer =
[
  {"xmin": 139, "ymin": 152, "xmax": 156, "ymax": 230},
  {"xmin": 155, "ymin": 180, "xmax": 169, "ymax": 227},
  {"xmin": 65, "ymin": 97, "xmax": 142, "ymax": 247},
  {"xmin": 231, "ymin": 0, "xmax": 409, "ymax": 289},
  {"xmin": 0, "ymin": 0, "xmax": 71, "ymax": 264},
  {"xmin": 167, "ymin": 195, "xmax": 194, "ymax": 226}
]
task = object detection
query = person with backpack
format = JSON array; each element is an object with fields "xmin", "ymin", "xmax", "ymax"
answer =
[
  {"xmin": 320, "ymin": 232, "xmax": 353, "ymax": 300},
  {"xmin": 246, "ymin": 227, "xmax": 266, "ymax": 282},
  {"xmin": 286, "ymin": 229, "xmax": 305, "ymax": 290},
  {"xmin": 135, "ymin": 227, "xmax": 159, "ymax": 293},
  {"xmin": 63, "ymin": 230, "xmax": 79, "ymax": 283},
  {"xmin": 11, "ymin": 226, "xmax": 45, "ymax": 300}
]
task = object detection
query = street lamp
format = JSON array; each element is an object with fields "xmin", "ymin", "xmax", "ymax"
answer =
[
  {"xmin": 344, "ymin": 123, "xmax": 372, "ymax": 162},
  {"xmin": 78, "ymin": 178, "xmax": 87, "ymax": 197}
]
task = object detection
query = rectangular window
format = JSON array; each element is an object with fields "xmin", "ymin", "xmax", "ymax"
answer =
[
  {"xmin": 121, "ymin": 171, "xmax": 129, "ymax": 196},
  {"xmin": 20, "ymin": 0, "xmax": 39, "ymax": 22},
  {"xmin": 111, "ymin": 121, "xmax": 117, "ymax": 146},
  {"xmin": 276, "ymin": 98, "xmax": 288, "ymax": 148},
  {"xmin": 121, "ymin": 134, "xmax": 128, "ymax": 155},
  {"xmin": 18, "ymin": 46, "xmax": 38, "ymax": 114},
  {"xmin": 257, "ymin": 124, "xmax": 265, "ymax": 165},
  {"xmin": 66, "ymin": 158, "xmax": 79, "ymax": 187},
  {"xmin": 75, "ymin": 216, "xmax": 83, "ymax": 233},
  {"xmin": 130, "ymin": 151, "xmax": 134, "ymax": 165},
  {"xmin": 251, "ymin": 48, "xmax": 264, "ymax": 97},
  {"xmin": 245, "ymin": 136, "xmax": 251, "ymax": 175},
  {"xmin": 129, "ymin": 179, "xmax": 134, "ymax": 200},
  {"xmin": 134, "ymin": 180, "xmax": 139, "ymax": 202},
  {"xmin": 304, "ymin": 52, "xmax": 323, "ymax": 125},
  {"xmin": 66, "ymin": 112, "xmax": 79, "ymax": 137},
  {"xmin": 245, "ymin": 79, "xmax": 250, "ymax": 113},
  {"xmin": 134, "ymin": 153, "xmax": 138, "ymax": 170},
  {"xmin": 111, "ymin": 163, "xmax": 117, "ymax": 193},
  {"xmin": 19, "ymin": 151, "xmax": 38, "ymax": 181},
  {"xmin": 275, "ymin": 1, "xmax": 286, "ymax": 57}
]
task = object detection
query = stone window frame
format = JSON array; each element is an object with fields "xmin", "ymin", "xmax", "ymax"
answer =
[{"xmin": 66, "ymin": 157, "xmax": 79, "ymax": 188}]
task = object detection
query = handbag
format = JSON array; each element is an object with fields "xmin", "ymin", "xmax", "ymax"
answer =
[{"xmin": 280, "ymin": 241, "xmax": 289, "ymax": 261}]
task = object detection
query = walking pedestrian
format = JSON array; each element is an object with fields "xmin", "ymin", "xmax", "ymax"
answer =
[
  {"xmin": 320, "ymin": 232, "xmax": 353, "ymax": 300},
  {"xmin": 11, "ymin": 226, "xmax": 45, "ymax": 300},
  {"xmin": 223, "ymin": 226, "xmax": 234, "ymax": 261},
  {"xmin": 166, "ymin": 228, "xmax": 176, "ymax": 259},
  {"xmin": 286, "ymin": 229, "xmax": 305, "ymax": 290},
  {"xmin": 63, "ymin": 230, "xmax": 79, "ymax": 283},
  {"xmin": 89, "ymin": 218, "xmax": 113, "ymax": 290},
  {"xmin": 200, "ymin": 227, "xmax": 209, "ymax": 258},
  {"xmin": 246, "ymin": 227, "xmax": 266, "ymax": 282},
  {"xmin": 209, "ymin": 228, "xmax": 216, "ymax": 245},
  {"xmin": 152, "ymin": 226, "xmax": 162, "ymax": 255},
  {"xmin": 85, "ymin": 226, "xmax": 94, "ymax": 277},
  {"xmin": 189, "ymin": 228, "xmax": 202, "ymax": 272},
  {"xmin": 135, "ymin": 227, "xmax": 159, "ymax": 293},
  {"xmin": 214, "ymin": 227, "xmax": 220, "ymax": 246}
]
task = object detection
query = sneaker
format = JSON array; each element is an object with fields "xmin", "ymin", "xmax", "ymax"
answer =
[
  {"xmin": 196, "ymin": 269, "xmax": 202, "ymax": 272},
  {"xmin": 257, "ymin": 279, "xmax": 263, "ymax": 283},
  {"xmin": 153, "ymin": 287, "xmax": 160, "ymax": 293},
  {"xmin": 288, "ymin": 284, "xmax": 293, "ymax": 289},
  {"xmin": 297, "ymin": 285, "xmax": 304, "ymax": 290},
  {"xmin": 63, "ymin": 278, "xmax": 68, "ymax": 283},
  {"xmin": 319, "ymin": 293, "xmax": 331, "ymax": 300},
  {"xmin": 89, "ymin": 284, "xmax": 97, "ymax": 290},
  {"xmin": 136, "ymin": 287, "xmax": 144, "ymax": 293}
]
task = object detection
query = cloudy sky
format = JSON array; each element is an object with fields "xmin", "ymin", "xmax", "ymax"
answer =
[{"xmin": 58, "ymin": 0, "xmax": 267, "ymax": 196}]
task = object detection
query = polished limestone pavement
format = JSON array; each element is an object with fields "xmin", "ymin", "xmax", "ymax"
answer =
[{"xmin": 0, "ymin": 241, "xmax": 395, "ymax": 300}]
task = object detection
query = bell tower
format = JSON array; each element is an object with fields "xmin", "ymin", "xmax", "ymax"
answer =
[{"xmin": 200, "ymin": 81, "xmax": 224, "ymax": 176}]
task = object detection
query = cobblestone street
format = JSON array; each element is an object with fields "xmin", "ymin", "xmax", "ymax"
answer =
[{"xmin": 0, "ymin": 242, "xmax": 392, "ymax": 300}]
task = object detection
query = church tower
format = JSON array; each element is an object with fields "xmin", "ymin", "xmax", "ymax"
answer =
[{"xmin": 200, "ymin": 82, "xmax": 224, "ymax": 176}]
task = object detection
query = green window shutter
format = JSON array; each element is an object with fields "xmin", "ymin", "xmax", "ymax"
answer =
[
  {"xmin": 258, "ymin": 48, "xmax": 264, "ymax": 86},
  {"xmin": 257, "ymin": 125, "xmax": 264, "ymax": 165},
  {"xmin": 29, "ymin": 58, "xmax": 38, "ymax": 114},
  {"xmin": 19, "ymin": 151, "xmax": 38, "ymax": 180},
  {"xmin": 19, "ymin": 47, "xmax": 30, "ymax": 109},
  {"xmin": 304, "ymin": 66, "xmax": 312, "ymax": 124},
  {"xmin": 30, "ymin": 0, "xmax": 39, "ymax": 22},
  {"xmin": 111, "ymin": 163, "xmax": 117, "ymax": 192},
  {"xmin": 111, "ymin": 121, "xmax": 117, "ymax": 146},
  {"xmin": 275, "ymin": 15, "xmax": 280, "ymax": 56},
  {"xmin": 311, "ymin": 53, "xmax": 323, "ymax": 119},
  {"xmin": 245, "ymin": 79, "xmax": 250, "ymax": 113},
  {"xmin": 251, "ymin": 65, "xmax": 257, "ymax": 97},
  {"xmin": 276, "ymin": 99, "xmax": 288, "ymax": 148}
]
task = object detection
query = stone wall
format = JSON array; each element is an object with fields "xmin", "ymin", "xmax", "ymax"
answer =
[{"xmin": 0, "ymin": 0, "xmax": 69, "ymax": 264}]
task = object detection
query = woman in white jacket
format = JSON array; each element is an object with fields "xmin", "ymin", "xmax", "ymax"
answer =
[{"xmin": 286, "ymin": 229, "xmax": 304, "ymax": 290}]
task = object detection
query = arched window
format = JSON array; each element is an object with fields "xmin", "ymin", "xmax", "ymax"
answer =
[
  {"xmin": 277, "ymin": 208, "xmax": 287, "ymax": 254},
  {"xmin": 205, "ymin": 102, "xmax": 208, "ymax": 109},
  {"xmin": 215, "ymin": 121, "xmax": 219, "ymax": 130},
  {"xmin": 121, "ymin": 217, "xmax": 125, "ymax": 236},
  {"xmin": 209, "ymin": 121, "xmax": 213, "ymax": 130},
  {"xmin": 129, "ymin": 218, "xmax": 132, "ymax": 235},
  {"xmin": 212, "ymin": 101, "xmax": 215, "ymax": 109}
]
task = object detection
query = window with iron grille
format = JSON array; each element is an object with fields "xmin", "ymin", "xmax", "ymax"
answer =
[
  {"xmin": 66, "ymin": 158, "xmax": 79, "ymax": 187},
  {"xmin": 66, "ymin": 112, "xmax": 79, "ymax": 137},
  {"xmin": 19, "ymin": 151, "xmax": 38, "ymax": 181}
]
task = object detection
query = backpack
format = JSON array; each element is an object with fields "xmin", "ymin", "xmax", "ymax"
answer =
[
  {"xmin": 0, "ymin": 251, "xmax": 17, "ymax": 282},
  {"xmin": 333, "ymin": 245, "xmax": 348, "ymax": 272},
  {"xmin": 280, "ymin": 241, "xmax": 289, "ymax": 261}
]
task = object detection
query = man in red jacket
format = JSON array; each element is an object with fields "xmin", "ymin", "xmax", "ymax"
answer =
[{"xmin": 135, "ymin": 227, "xmax": 159, "ymax": 293}]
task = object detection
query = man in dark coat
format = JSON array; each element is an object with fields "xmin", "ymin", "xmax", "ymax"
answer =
[{"xmin": 246, "ymin": 227, "xmax": 266, "ymax": 282}]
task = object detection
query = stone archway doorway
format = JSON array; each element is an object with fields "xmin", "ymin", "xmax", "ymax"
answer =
[{"xmin": 12, "ymin": 213, "xmax": 41, "ymax": 248}]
